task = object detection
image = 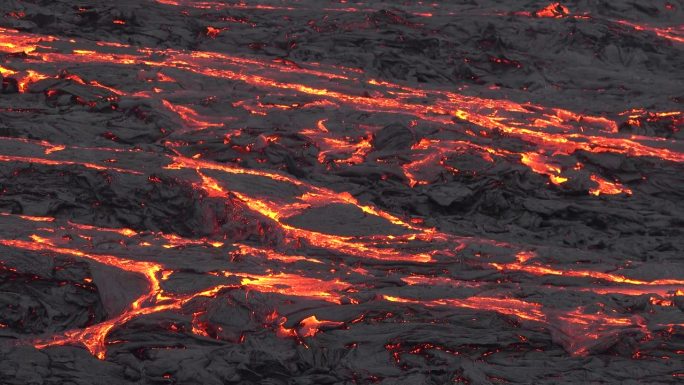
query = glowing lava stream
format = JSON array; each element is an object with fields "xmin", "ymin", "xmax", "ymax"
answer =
[
  {"xmin": 489, "ymin": 261, "xmax": 684, "ymax": 286},
  {"xmin": 2, "ymin": 26, "xmax": 680, "ymax": 169},
  {"xmin": 168, "ymin": 155, "xmax": 431, "ymax": 233},
  {"xmin": 0, "ymin": 232, "xmax": 353, "ymax": 359},
  {"xmin": 0, "ymin": 134, "xmax": 647, "ymax": 272},
  {"xmin": 155, "ymin": 0, "xmax": 437, "ymax": 18},
  {"xmin": 0, "ymin": 27, "xmax": 680, "ymax": 198},
  {"xmin": 0, "ymin": 135, "xmax": 491, "ymax": 261},
  {"xmin": 147, "ymin": 2, "xmax": 684, "ymax": 46},
  {"xmin": 193, "ymin": 169, "xmax": 435, "ymax": 263},
  {"xmin": 382, "ymin": 294, "xmax": 656, "ymax": 356},
  {"xmin": 0, "ymin": 9, "xmax": 681, "ymax": 364},
  {"xmin": 0, "ymin": 135, "xmax": 431, "ymax": 235},
  {"xmin": 614, "ymin": 20, "xmax": 684, "ymax": 44},
  {"xmin": 490, "ymin": 252, "xmax": 684, "ymax": 287},
  {"xmin": 0, "ymin": 237, "xmax": 162, "ymax": 359},
  {"xmin": 511, "ymin": 3, "xmax": 683, "ymax": 45},
  {"xmin": 2, "ymin": 212, "xmax": 680, "ymax": 359},
  {"xmin": 0, "ymin": 154, "xmax": 142, "ymax": 175}
]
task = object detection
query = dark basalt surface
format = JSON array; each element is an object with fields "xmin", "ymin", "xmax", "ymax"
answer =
[{"xmin": 0, "ymin": 1, "xmax": 682, "ymax": 384}]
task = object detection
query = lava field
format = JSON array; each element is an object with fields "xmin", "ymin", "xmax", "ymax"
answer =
[{"xmin": 0, "ymin": 1, "xmax": 682, "ymax": 384}]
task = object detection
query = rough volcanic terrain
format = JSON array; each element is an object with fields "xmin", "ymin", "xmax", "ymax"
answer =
[{"xmin": 0, "ymin": 1, "xmax": 683, "ymax": 384}]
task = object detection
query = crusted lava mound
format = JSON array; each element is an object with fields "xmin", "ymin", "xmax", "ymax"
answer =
[{"xmin": 0, "ymin": 1, "xmax": 683, "ymax": 384}]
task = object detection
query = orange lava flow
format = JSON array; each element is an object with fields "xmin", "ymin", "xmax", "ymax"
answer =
[
  {"xmin": 520, "ymin": 152, "xmax": 568, "ymax": 185},
  {"xmin": 235, "ymin": 244, "xmax": 323, "ymax": 264},
  {"xmin": 384, "ymin": 294, "xmax": 652, "ymax": 355},
  {"xmin": 490, "ymin": 261, "xmax": 684, "ymax": 286},
  {"xmin": 589, "ymin": 175, "xmax": 633, "ymax": 196},
  {"xmin": 534, "ymin": 2, "xmax": 571, "ymax": 18},
  {"xmin": 1, "ymin": 27, "xmax": 679, "ymax": 186},
  {"xmin": 0, "ymin": 154, "xmax": 142, "ymax": 175},
  {"xmin": 193, "ymin": 170, "xmax": 435, "ymax": 263},
  {"xmin": 170, "ymin": 155, "xmax": 426, "ymax": 232},
  {"xmin": 0, "ymin": 228, "xmax": 355, "ymax": 357},
  {"xmin": 161, "ymin": 99, "xmax": 225, "ymax": 132},
  {"xmin": 616, "ymin": 20, "xmax": 684, "ymax": 44},
  {"xmin": 240, "ymin": 273, "xmax": 350, "ymax": 304},
  {"xmin": 0, "ymin": 12, "xmax": 681, "ymax": 365},
  {"xmin": 384, "ymin": 294, "xmax": 546, "ymax": 323},
  {"xmin": 0, "ymin": 237, "xmax": 162, "ymax": 359},
  {"xmin": 511, "ymin": 4, "xmax": 682, "ymax": 45},
  {"xmin": 295, "ymin": 316, "xmax": 345, "ymax": 338}
]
